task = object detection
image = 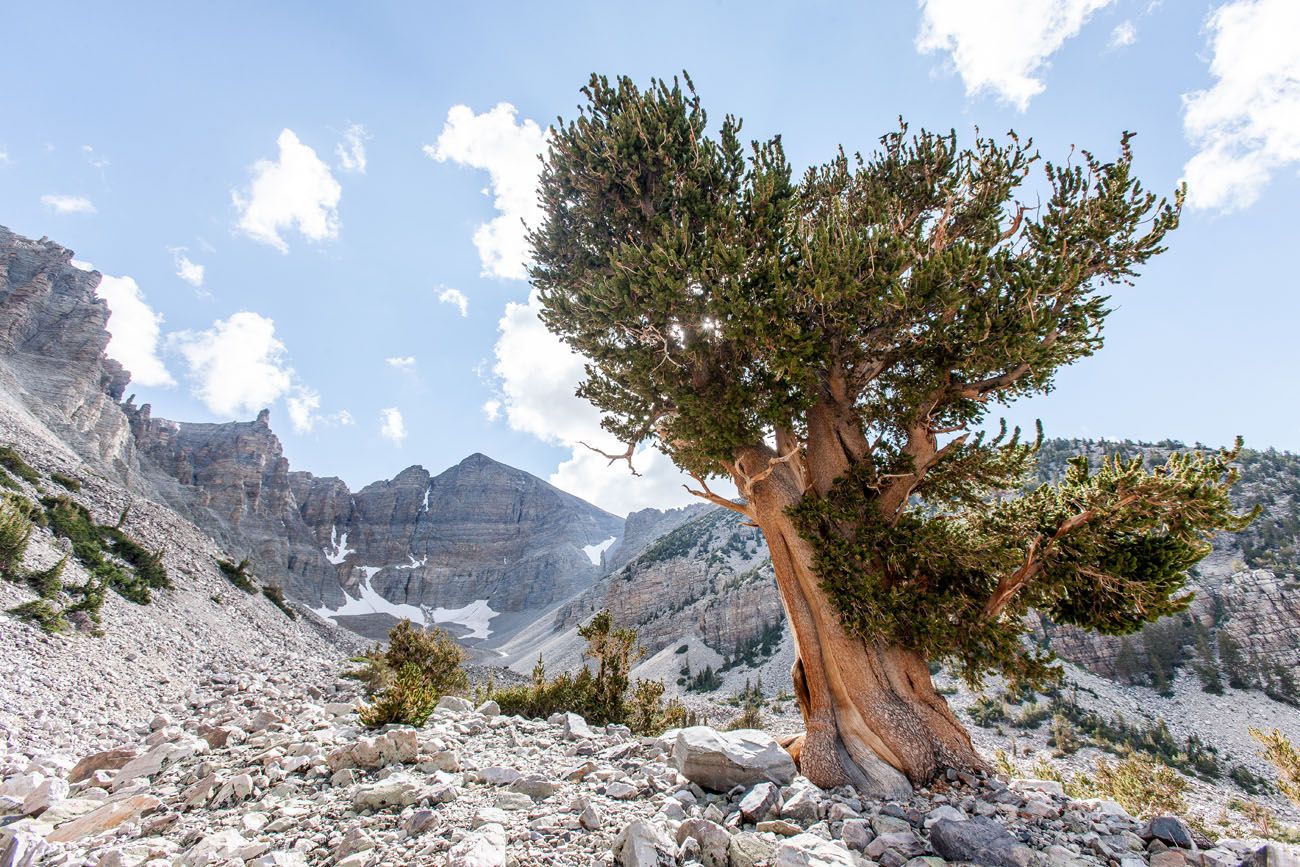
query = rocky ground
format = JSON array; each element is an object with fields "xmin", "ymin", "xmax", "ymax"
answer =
[{"xmin": 2, "ymin": 653, "xmax": 1296, "ymax": 867}]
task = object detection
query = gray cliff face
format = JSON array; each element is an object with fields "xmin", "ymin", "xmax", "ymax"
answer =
[
  {"xmin": 126, "ymin": 405, "xmax": 339, "ymax": 602},
  {"xmin": 0, "ymin": 226, "xmax": 134, "ymax": 470},
  {"xmin": 320, "ymin": 454, "xmax": 625, "ymax": 626},
  {"xmin": 128, "ymin": 402, "xmax": 625, "ymax": 637}
]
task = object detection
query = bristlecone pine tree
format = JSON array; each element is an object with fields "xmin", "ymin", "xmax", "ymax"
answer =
[{"xmin": 529, "ymin": 73, "xmax": 1252, "ymax": 795}]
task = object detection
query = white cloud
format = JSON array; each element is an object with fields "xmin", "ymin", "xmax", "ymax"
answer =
[
  {"xmin": 438, "ymin": 287, "xmax": 469, "ymax": 317},
  {"xmin": 71, "ymin": 259, "xmax": 95, "ymax": 271},
  {"xmin": 170, "ymin": 248, "xmax": 205, "ymax": 288},
  {"xmin": 1109, "ymin": 19, "xmax": 1137, "ymax": 47},
  {"xmin": 94, "ymin": 274, "xmax": 175, "ymax": 388},
  {"xmin": 483, "ymin": 288, "xmax": 728, "ymax": 515},
  {"xmin": 425, "ymin": 103, "xmax": 548, "ymax": 280},
  {"xmin": 232, "ymin": 129, "xmax": 342, "ymax": 252},
  {"xmin": 1183, "ymin": 0, "xmax": 1300, "ymax": 212},
  {"xmin": 170, "ymin": 311, "xmax": 342, "ymax": 432},
  {"xmin": 379, "ymin": 407, "xmax": 406, "ymax": 444},
  {"xmin": 171, "ymin": 312, "xmax": 293, "ymax": 416},
  {"xmin": 284, "ymin": 388, "xmax": 352, "ymax": 433},
  {"xmin": 336, "ymin": 123, "xmax": 368, "ymax": 173},
  {"xmin": 41, "ymin": 194, "xmax": 96, "ymax": 214},
  {"xmin": 0, "ymin": 151, "xmax": 10, "ymax": 167},
  {"xmin": 81, "ymin": 144, "xmax": 109, "ymax": 170},
  {"xmin": 386, "ymin": 356, "xmax": 417, "ymax": 370},
  {"xmin": 916, "ymin": 0, "xmax": 1117, "ymax": 110}
]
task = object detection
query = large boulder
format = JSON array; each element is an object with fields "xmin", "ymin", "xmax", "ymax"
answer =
[
  {"xmin": 930, "ymin": 817, "xmax": 1035, "ymax": 867},
  {"xmin": 670, "ymin": 727, "xmax": 796, "ymax": 792},
  {"xmin": 613, "ymin": 818, "xmax": 676, "ymax": 866}
]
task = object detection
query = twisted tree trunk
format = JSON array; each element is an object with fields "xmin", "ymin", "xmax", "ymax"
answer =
[{"xmin": 740, "ymin": 441, "xmax": 986, "ymax": 795}]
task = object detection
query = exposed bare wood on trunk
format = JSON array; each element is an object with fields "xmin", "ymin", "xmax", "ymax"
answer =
[{"xmin": 732, "ymin": 447, "xmax": 986, "ymax": 793}]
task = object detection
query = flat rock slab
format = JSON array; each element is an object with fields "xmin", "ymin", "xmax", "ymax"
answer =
[
  {"xmin": 671, "ymin": 726, "xmax": 796, "ymax": 792},
  {"xmin": 46, "ymin": 795, "xmax": 161, "ymax": 843}
]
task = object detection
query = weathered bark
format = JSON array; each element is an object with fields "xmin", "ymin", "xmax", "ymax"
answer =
[{"xmin": 738, "ymin": 447, "xmax": 986, "ymax": 795}]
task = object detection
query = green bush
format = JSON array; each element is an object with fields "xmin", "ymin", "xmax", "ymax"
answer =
[
  {"xmin": 217, "ymin": 558, "xmax": 257, "ymax": 593},
  {"xmin": 8, "ymin": 599, "xmax": 67, "ymax": 633},
  {"xmin": 24, "ymin": 555, "xmax": 67, "ymax": 599},
  {"xmin": 685, "ymin": 664, "xmax": 723, "ymax": 692},
  {"xmin": 1074, "ymin": 754, "xmax": 1190, "ymax": 818},
  {"xmin": 1251, "ymin": 727, "xmax": 1300, "ymax": 807},
  {"xmin": 0, "ymin": 446, "xmax": 40, "ymax": 484},
  {"xmin": 0, "ymin": 468, "xmax": 20, "ymax": 491},
  {"xmin": 1230, "ymin": 764, "xmax": 1272, "ymax": 796},
  {"xmin": 357, "ymin": 620, "xmax": 468, "ymax": 728},
  {"xmin": 42, "ymin": 496, "xmax": 164, "ymax": 606},
  {"xmin": 0, "ymin": 494, "xmax": 33, "ymax": 579},
  {"xmin": 484, "ymin": 610, "xmax": 682, "ymax": 735},
  {"xmin": 261, "ymin": 584, "xmax": 297, "ymax": 619},
  {"xmin": 100, "ymin": 527, "xmax": 169, "ymax": 590},
  {"xmin": 359, "ymin": 662, "xmax": 440, "ymax": 728},
  {"xmin": 49, "ymin": 472, "xmax": 81, "ymax": 492}
]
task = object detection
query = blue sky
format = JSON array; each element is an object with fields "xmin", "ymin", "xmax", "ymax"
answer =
[{"xmin": 1, "ymin": 0, "xmax": 1297, "ymax": 515}]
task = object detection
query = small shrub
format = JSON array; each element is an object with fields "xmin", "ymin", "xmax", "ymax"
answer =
[
  {"xmin": 1083, "ymin": 754, "xmax": 1189, "ymax": 818},
  {"xmin": 685, "ymin": 664, "xmax": 723, "ymax": 692},
  {"xmin": 358, "ymin": 663, "xmax": 439, "ymax": 727},
  {"xmin": 356, "ymin": 620, "xmax": 468, "ymax": 728},
  {"xmin": 0, "ymin": 446, "xmax": 40, "ymax": 484},
  {"xmin": 1048, "ymin": 713, "xmax": 1079, "ymax": 755},
  {"xmin": 993, "ymin": 748, "xmax": 1019, "ymax": 778},
  {"xmin": 25, "ymin": 555, "xmax": 67, "ymax": 599},
  {"xmin": 484, "ymin": 610, "xmax": 679, "ymax": 735},
  {"xmin": 1251, "ymin": 727, "xmax": 1300, "ymax": 807},
  {"xmin": 968, "ymin": 694, "xmax": 1008, "ymax": 727},
  {"xmin": 1229, "ymin": 764, "xmax": 1271, "ymax": 796},
  {"xmin": 0, "ymin": 468, "xmax": 20, "ymax": 491},
  {"xmin": 344, "ymin": 647, "xmax": 393, "ymax": 694},
  {"xmin": 8, "ymin": 599, "xmax": 67, "ymax": 633},
  {"xmin": 49, "ymin": 472, "xmax": 81, "ymax": 492},
  {"xmin": 0, "ymin": 494, "xmax": 33, "ymax": 578},
  {"xmin": 101, "ymin": 528, "xmax": 169, "ymax": 590},
  {"xmin": 217, "ymin": 558, "xmax": 257, "ymax": 593},
  {"xmin": 261, "ymin": 585, "xmax": 297, "ymax": 619},
  {"xmin": 1014, "ymin": 701, "xmax": 1051, "ymax": 729}
]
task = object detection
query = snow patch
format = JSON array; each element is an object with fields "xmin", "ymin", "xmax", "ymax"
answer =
[
  {"xmin": 323, "ymin": 525, "xmax": 354, "ymax": 565},
  {"xmin": 311, "ymin": 569, "xmax": 500, "ymax": 640},
  {"xmin": 396, "ymin": 553, "xmax": 427, "ymax": 570},
  {"xmin": 311, "ymin": 573, "xmax": 426, "ymax": 625},
  {"xmin": 582, "ymin": 536, "xmax": 616, "ymax": 566},
  {"xmin": 428, "ymin": 599, "xmax": 499, "ymax": 641}
]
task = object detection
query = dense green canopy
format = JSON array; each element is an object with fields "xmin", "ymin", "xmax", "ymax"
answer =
[{"xmin": 530, "ymin": 73, "xmax": 1251, "ymax": 685}]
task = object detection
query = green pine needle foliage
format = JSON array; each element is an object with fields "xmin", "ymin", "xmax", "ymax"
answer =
[
  {"xmin": 261, "ymin": 585, "xmax": 297, "ymax": 619},
  {"xmin": 356, "ymin": 620, "xmax": 469, "ymax": 728},
  {"xmin": 217, "ymin": 558, "xmax": 258, "ymax": 593},
  {"xmin": 1251, "ymin": 728, "xmax": 1300, "ymax": 808},
  {"xmin": 485, "ymin": 610, "xmax": 688, "ymax": 735},
  {"xmin": 530, "ymin": 72, "xmax": 1253, "ymax": 689},
  {"xmin": 0, "ymin": 446, "xmax": 41, "ymax": 484},
  {"xmin": 8, "ymin": 599, "xmax": 68, "ymax": 633},
  {"xmin": 0, "ymin": 494, "xmax": 33, "ymax": 579},
  {"xmin": 41, "ymin": 496, "xmax": 168, "ymax": 607},
  {"xmin": 49, "ymin": 472, "xmax": 81, "ymax": 492}
]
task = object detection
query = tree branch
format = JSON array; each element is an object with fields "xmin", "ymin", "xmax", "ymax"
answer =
[
  {"xmin": 684, "ymin": 473, "xmax": 753, "ymax": 517},
  {"xmin": 579, "ymin": 440, "xmax": 641, "ymax": 476}
]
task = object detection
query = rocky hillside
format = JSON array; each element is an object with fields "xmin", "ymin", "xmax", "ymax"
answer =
[{"xmin": 3, "ymin": 661, "xmax": 1291, "ymax": 867}]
